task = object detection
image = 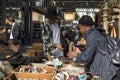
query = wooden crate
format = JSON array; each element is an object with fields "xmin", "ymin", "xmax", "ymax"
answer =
[
  {"xmin": 26, "ymin": 49, "xmax": 36, "ymax": 57},
  {"xmin": 5, "ymin": 73, "xmax": 17, "ymax": 80},
  {"xmin": 12, "ymin": 65, "xmax": 55, "ymax": 80},
  {"xmin": 33, "ymin": 43, "xmax": 43, "ymax": 50},
  {"xmin": 26, "ymin": 49, "xmax": 43, "ymax": 57}
]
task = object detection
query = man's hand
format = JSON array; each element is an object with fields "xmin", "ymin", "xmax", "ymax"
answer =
[
  {"xmin": 68, "ymin": 51, "xmax": 78, "ymax": 58},
  {"xmin": 8, "ymin": 29, "xmax": 11, "ymax": 33},
  {"xmin": 72, "ymin": 46, "xmax": 81, "ymax": 54},
  {"xmin": 55, "ymin": 44, "xmax": 64, "ymax": 50},
  {"xmin": 62, "ymin": 30, "xmax": 67, "ymax": 37},
  {"xmin": 68, "ymin": 46, "xmax": 81, "ymax": 58}
]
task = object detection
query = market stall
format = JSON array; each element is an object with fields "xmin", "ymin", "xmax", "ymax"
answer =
[{"xmin": 4, "ymin": 57, "xmax": 100, "ymax": 80}]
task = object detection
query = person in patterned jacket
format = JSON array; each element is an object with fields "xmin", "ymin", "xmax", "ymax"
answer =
[{"xmin": 42, "ymin": 6, "xmax": 64, "ymax": 58}]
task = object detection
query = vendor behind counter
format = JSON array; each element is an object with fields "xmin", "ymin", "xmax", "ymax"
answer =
[{"xmin": 0, "ymin": 39, "xmax": 47, "ymax": 69}]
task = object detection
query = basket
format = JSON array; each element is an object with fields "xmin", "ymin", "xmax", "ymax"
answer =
[{"xmin": 12, "ymin": 65, "xmax": 55, "ymax": 80}]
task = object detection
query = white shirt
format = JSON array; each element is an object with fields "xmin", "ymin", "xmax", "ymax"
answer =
[
  {"xmin": 51, "ymin": 23, "xmax": 61, "ymax": 45},
  {"xmin": 10, "ymin": 23, "xmax": 15, "ymax": 39},
  {"xmin": 51, "ymin": 23, "xmax": 63, "ymax": 58}
]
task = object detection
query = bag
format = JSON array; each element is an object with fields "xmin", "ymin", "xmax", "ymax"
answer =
[
  {"xmin": 105, "ymin": 35, "xmax": 120, "ymax": 65},
  {"xmin": 0, "ymin": 61, "xmax": 13, "ymax": 77}
]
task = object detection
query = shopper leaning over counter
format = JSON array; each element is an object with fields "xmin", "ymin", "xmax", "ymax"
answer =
[{"xmin": 68, "ymin": 15, "xmax": 120, "ymax": 80}]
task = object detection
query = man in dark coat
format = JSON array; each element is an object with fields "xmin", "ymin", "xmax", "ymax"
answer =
[
  {"xmin": 6, "ymin": 17, "xmax": 20, "ymax": 40},
  {"xmin": 68, "ymin": 15, "xmax": 120, "ymax": 80},
  {"xmin": 0, "ymin": 39, "xmax": 46, "ymax": 69}
]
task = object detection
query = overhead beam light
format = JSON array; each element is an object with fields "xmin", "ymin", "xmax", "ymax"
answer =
[{"xmin": 56, "ymin": 1, "xmax": 104, "ymax": 3}]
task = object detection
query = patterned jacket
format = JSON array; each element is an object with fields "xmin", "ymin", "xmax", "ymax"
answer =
[
  {"xmin": 42, "ymin": 22, "xmax": 53, "ymax": 55},
  {"xmin": 42, "ymin": 22, "xmax": 63, "ymax": 58}
]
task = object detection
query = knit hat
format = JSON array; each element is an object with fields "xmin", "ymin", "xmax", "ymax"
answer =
[{"xmin": 79, "ymin": 15, "xmax": 95, "ymax": 26}]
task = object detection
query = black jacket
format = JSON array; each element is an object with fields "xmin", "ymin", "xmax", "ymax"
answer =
[
  {"xmin": 0, "ymin": 49, "xmax": 45, "ymax": 69},
  {"xmin": 11, "ymin": 22, "xmax": 20, "ymax": 40}
]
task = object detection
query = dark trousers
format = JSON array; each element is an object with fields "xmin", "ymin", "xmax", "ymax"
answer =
[{"xmin": 112, "ymin": 69, "xmax": 120, "ymax": 80}]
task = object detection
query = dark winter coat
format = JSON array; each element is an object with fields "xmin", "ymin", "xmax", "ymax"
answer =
[
  {"xmin": 0, "ymin": 49, "xmax": 45, "ymax": 69},
  {"xmin": 76, "ymin": 27, "xmax": 120, "ymax": 80},
  {"xmin": 11, "ymin": 22, "xmax": 20, "ymax": 40}
]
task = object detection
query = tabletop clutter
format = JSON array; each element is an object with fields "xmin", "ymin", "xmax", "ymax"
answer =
[{"xmin": 5, "ymin": 56, "xmax": 95, "ymax": 80}]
